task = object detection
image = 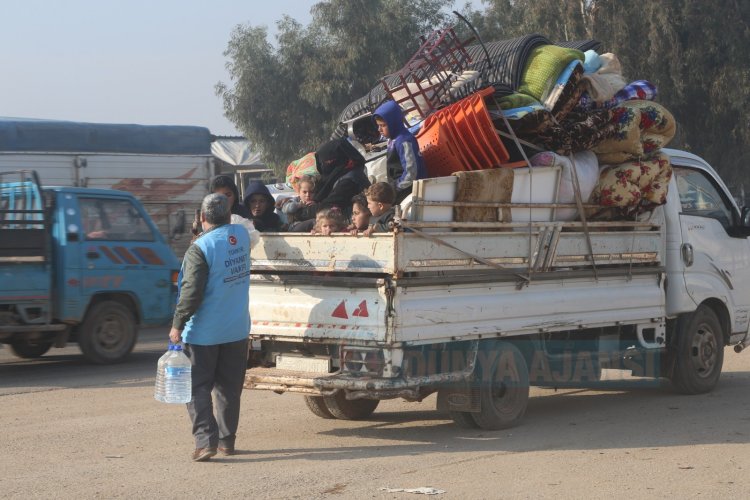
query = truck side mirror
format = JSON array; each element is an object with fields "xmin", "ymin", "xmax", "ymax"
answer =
[
  {"xmin": 742, "ymin": 206, "xmax": 750, "ymax": 227},
  {"xmin": 729, "ymin": 206, "xmax": 750, "ymax": 238}
]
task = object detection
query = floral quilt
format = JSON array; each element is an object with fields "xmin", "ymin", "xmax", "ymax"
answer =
[
  {"xmin": 589, "ymin": 151, "xmax": 673, "ymax": 216},
  {"xmin": 592, "ymin": 100, "xmax": 675, "ymax": 165}
]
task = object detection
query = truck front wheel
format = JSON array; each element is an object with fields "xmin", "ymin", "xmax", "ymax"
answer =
[
  {"xmin": 472, "ymin": 341, "xmax": 529, "ymax": 430},
  {"xmin": 78, "ymin": 301, "xmax": 137, "ymax": 364},
  {"xmin": 9, "ymin": 338, "xmax": 53, "ymax": 359},
  {"xmin": 323, "ymin": 391, "xmax": 379, "ymax": 420},
  {"xmin": 670, "ymin": 305, "xmax": 724, "ymax": 394}
]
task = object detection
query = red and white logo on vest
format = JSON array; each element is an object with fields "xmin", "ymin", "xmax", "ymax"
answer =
[{"xmin": 228, "ymin": 235, "xmax": 237, "ymax": 245}]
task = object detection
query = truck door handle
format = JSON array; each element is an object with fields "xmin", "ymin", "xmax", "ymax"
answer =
[
  {"xmin": 86, "ymin": 251, "xmax": 101, "ymax": 260},
  {"xmin": 681, "ymin": 243, "xmax": 694, "ymax": 267}
]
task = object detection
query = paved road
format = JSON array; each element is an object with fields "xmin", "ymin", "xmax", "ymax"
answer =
[{"xmin": 2, "ymin": 328, "xmax": 750, "ymax": 499}]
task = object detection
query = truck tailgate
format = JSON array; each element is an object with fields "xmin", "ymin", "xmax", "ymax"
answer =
[{"xmin": 249, "ymin": 276, "xmax": 388, "ymax": 343}]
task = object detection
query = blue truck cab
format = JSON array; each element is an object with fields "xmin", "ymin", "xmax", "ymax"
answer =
[{"xmin": 0, "ymin": 170, "xmax": 179, "ymax": 363}]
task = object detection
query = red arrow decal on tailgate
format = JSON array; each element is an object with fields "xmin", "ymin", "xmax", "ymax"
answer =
[
  {"xmin": 331, "ymin": 300, "xmax": 348, "ymax": 319},
  {"xmin": 352, "ymin": 300, "xmax": 369, "ymax": 317}
]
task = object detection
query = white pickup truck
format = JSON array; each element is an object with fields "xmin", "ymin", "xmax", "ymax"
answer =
[{"xmin": 245, "ymin": 148, "xmax": 750, "ymax": 429}]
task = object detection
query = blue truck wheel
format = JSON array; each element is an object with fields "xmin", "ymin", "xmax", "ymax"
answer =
[
  {"xmin": 9, "ymin": 339, "xmax": 53, "ymax": 359},
  {"xmin": 78, "ymin": 301, "xmax": 137, "ymax": 364}
]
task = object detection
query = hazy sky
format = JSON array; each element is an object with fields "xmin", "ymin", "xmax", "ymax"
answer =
[{"xmin": 1, "ymin": 0, "xmax": 317, "ymax": 136}]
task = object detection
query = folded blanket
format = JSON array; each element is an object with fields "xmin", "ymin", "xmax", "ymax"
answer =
[
  {"xmin": 499, "ymin": 103, "xmax": 546, "ymax": 120},
  {"xmin": 452, "ymin": 167, "xmax": 514, "ymax": 225},
  {"xmin": 550, "ymin": 63, "xmax": 585, "ymax": 121},
  {"xmin": 590, "ymin": 151, "xmax": 673, "ymax": 216},
  {"xmin": 520, "ymin": 108, "xmax": 616, "ymax": 155},
  {"xmin": 580, "ymin": 53, "xmax": 627, "ymax": 103},
  {"xmin": 579, "ymin": 80, "xmax": 658, "ymax": 110},
  {"xmin": 592, "ymin": 100, "xmax": 676, "ymax": 164},
  {"xmin": 542, "ymin": 59, "xmax": 583, "ymax": 110}
]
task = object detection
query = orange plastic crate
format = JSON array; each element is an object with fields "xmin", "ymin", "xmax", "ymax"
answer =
[
  {"xmin": 470, "ymin": 92, "xmax": 511, "ymax": 165},
  {"xmin": 437, "ymin": 109, "xmax": 481, "ymax": 171},
  {"xmin": 416, "ymin": 115, "xmax": 464, "ymax": 177}
]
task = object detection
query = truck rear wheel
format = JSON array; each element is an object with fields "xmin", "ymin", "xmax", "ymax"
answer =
[
  {"xmin": 472, "ymin": 341, "xmax": 529, "ymax": 430},
  {"xmin": 670, "ymin": 305, "xmax": 724, "ymax": 394},
  {"xmin": 449, "ymin": 411, "xmax": 480, "ymax": 429},
  {"xmin": 78, "ymin": 301, "xmax": 137, "ymax": 364},
  {"xmin": 323, "ymin": 391, "xmax": 379, "ymax": 420},
  {"xmin": 9, "ymin": 338, "xmax": 53, "ymax": 359},
  {"xmin": 304, "ymin": 395, "xmax": 335, "ymax": 419}
]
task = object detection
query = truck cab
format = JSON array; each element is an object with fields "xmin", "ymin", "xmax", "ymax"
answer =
[{"xmin": 0, "ymin": 170, "xmax": 180, "ymax": 363}]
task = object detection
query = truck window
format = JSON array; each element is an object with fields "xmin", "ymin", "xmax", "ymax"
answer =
[
  {"xmin": 79, "ymin": 197, "xmax": 155, "ymax": 241},
  {"xmin": 673, "ymin": 167, "xmax": 734, "ymax": 230}
]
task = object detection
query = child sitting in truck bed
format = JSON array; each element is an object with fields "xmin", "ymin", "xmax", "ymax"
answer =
[
  {"xmin": 311, "ymin": 208, "xmax": 346, "ymax": 236},
  {"xmin": 278, "ymin": 175, "xmax": 316, "ymax": 225},
  {"xmin": 347, "ymin": 193, "xmax": 372, "ymax": 235},
  {"xmin": 363, "ymin": 182, "xmax": 396, "ymax": 236},
  {"xmin": 373, "ymin": 100, "xmax": 427, "ymax": 204}
]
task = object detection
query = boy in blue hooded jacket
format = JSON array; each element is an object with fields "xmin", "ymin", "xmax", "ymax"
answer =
[{"xmin": 373, "ymin": 100, "xmax": 427, "ymax": 203}]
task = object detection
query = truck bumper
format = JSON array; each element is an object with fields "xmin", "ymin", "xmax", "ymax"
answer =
[{"xmin": 245, "ymin": 342, "xmax": 478, "ymax": 400}]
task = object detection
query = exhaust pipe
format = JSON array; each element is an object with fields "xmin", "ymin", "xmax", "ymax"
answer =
[{"xmin": 734, "ymin": 338, "xmax": 750, "ymax": 353}]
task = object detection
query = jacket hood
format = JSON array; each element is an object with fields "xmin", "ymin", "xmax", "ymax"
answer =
[
  {"xmin": 373, "ymin": 100, "xmax": 407, "ymax": 138},
  {"xmin": 243, "ymin": 180, "xmax": 275, "ymax": 210}
]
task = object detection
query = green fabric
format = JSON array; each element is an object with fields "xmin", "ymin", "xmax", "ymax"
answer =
[
  {"xmin": 519, "ymin": 45, "xmax": 584, "ymax": 101},
  {"xmin": 497, "ymin": 92, "xmax": 540, "ymax": 110}
]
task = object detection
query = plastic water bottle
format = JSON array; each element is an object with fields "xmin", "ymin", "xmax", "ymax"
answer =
[
  {"xmin": 153, "ymin": 345, "xmax": 172, "ymax": 403},
  {"xmin": 154, "ymin": 344, "xmax": 192, "ymax": 403}
]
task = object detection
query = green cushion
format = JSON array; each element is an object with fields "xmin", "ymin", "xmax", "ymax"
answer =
[{"xmin": 519, "ymin": 45, "xmax": 584, "ymax": 101}]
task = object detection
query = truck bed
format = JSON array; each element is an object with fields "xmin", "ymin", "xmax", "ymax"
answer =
[
  {"xmin": 251, "ymin": 219, "xmax": 663, "ymax": 276},
  {"xmin": 249, "ymin": 216, "xmax": 666, "ymax": 346}
]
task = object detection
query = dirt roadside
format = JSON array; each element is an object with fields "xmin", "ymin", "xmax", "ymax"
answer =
[{"xmin": 1, "ymin": 328, "xmax": 749, "ymax": 499}]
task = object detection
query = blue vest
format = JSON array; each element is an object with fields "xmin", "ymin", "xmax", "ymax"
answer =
[{"xmin": 181, "ymin": 224, "xmax": 250, "ymax": 345}]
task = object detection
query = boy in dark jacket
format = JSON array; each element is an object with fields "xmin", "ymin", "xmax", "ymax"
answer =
[
  {"xmin": 373, "ymin": 100, "xmax": 427, "ymax": 203},
  {"xmin": 363, "ymin": 182, "xmax": 396, "ymax": 236}
]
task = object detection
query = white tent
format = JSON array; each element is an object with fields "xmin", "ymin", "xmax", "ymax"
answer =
[{"xmin": 211, "ymin": 137, "xmax": 264, "ymax": 168}]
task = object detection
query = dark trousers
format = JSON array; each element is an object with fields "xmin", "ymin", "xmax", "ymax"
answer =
[{"xmin": 184, "ymin": 339, "xmax": 248, "ymax": 449}]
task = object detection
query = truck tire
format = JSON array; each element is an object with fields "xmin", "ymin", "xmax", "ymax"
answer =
[
  {"xmin": 304, "ymin": 395, "xmax": 336, "ymax": 419},
  {"xmin": 78, "ymin": 301, "xmax": 137, "ymax": 364},
  {"xmin": 670, "ymin": 305, "xmax": 724, "ymax": 395},
  {"xmin": 323, "ymin": 391, "xmax": 379, "ymax": 420},
  {"xmin": 449, "ymin": 411, "xmax": 480, "ymax": 429},
  {"xmin": 9, "ymin": 339, "xmax": 53, "ymax": 359},
  {"xmin": 472, "ymin": 341, "xmax": 529, "ymax": 431}
]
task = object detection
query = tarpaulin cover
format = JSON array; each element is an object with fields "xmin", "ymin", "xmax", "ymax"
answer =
[
  {"xmin": 211, "ymin": 137, "xmax": 264, "ymax": 166},
  {"xmin": 0, "ymin": 117, "xmax": 212, "ymax": 155}
]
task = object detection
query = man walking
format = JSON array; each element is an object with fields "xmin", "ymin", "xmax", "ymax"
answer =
[{"xmin": 169, "ymin": 193, "xmax": 251, "ymax": 462}]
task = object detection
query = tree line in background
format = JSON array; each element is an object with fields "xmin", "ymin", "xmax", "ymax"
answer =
[{"xmin": 217, "ymin": 0, "xmax": 750, "ymax": 194}]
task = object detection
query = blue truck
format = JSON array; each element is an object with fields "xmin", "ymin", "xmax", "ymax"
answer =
[{"xmin": 0, "ymin": 170, "xmax": 180, "ymax": 363}]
